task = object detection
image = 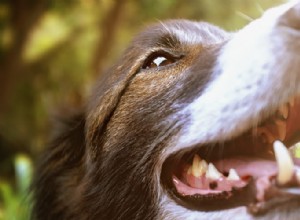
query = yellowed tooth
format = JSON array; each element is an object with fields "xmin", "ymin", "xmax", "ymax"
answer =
[
  {"xmin": 205, "ymin": 163, "xmax": 223, "ymax": 180},
  {"xmin": 278, "ymin": 104, "xmax": 289, "ymax": 119},
  {"xmin": 275, "ymin": 120, "xmax": 287, "ymax": 141},
  {"xmin": 192, "ymin": 154, "xmax": 202, "ymax": 177},
  {"xmin": 273, "ymin": 140, "xmax": 294, "ymax": 185},
  {"xmin": 227, "ymin": 168, "xmax": 240, "ymax": 181},
  {"xmin": 199, "ymin": 160, "xmax": 208, "ymax": 175},
  {"xmin": 289, "ymin": 97, "xmax": 295, "ymax": 107},
  {"xmin": 191, "ymin": 154, "xmax": 208, "ymax": 177}
]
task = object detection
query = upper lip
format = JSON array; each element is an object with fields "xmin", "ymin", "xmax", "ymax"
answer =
[{"xmin": 161, "ymin": 96, "xmax": 300, "ymax": 215}]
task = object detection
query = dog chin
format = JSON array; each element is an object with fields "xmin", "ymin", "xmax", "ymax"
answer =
[
  {"xmin": 159, "ymin": 198, "xmax": 300, "ymax": 220},
  {"xmin": 156, "ymin": 1, "xmax": 300, "ymax": 219}
]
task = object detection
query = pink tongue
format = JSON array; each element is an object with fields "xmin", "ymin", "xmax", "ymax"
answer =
[{"xmin": 174, "ymin": 157, "xmax": 278, "ymax": 198}]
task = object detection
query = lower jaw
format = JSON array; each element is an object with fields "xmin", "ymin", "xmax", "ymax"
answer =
[
  {"xmin": 161, "ymin": 154, "xmax": 257, "ymax": 212},
  {"xmin": 161, "ymin": 142, "xmax": 300, "ymax": 214},
  {"xmin": 161, "ymin": 98, "xmax": 300, "ymax": 214}
]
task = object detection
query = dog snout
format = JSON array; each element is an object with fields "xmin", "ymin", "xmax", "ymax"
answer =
[
  {"xmin": 264, "ymin": 0, "xmax": 300, "ymax": 31},
  {"xmin": 279, "ymin": 1, "xmax": 300, "ymax": 31}
]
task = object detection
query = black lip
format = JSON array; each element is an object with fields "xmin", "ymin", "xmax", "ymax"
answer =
[
  {"xmin": 161, "ymin": 154, "xmax": 257, "ymax": 211},
  {"xmin": 247, "ymin": 193, "xmax": 300, "ymax": 216},
  {"xmin": 160, "ymin": 101, "xmax": 300, "ymax": 212},
  {"xmin": 160, "ymin": 131, "xmax": 300, "ymax": 212},
  {"xmin": 170, "ymin": 181, "xmax": 256, "ymax": 211}
]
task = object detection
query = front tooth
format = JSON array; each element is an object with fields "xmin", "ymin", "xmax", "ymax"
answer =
[
  {"xmin": 205, "ymin": 163, "xmax": 223, "ymax": 180},
  {"xmin": 275, "ymin": 120, "xmax": 287, "ymax": 141},
  {"xmin": 227, "ymin": 168, "xmax": 240, "ymax": 181},
  {"xmin": 273, "ymin": 140, "xmax": 294, "ymax": 185},
  {"xmin": 278, "ymin": 104, "xmax": 289, "ymax": 119}
]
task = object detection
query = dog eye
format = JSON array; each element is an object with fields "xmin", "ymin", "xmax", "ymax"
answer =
[{"xmin": 142, "ymin": 53, "xmax": 177, "ymax": 70}]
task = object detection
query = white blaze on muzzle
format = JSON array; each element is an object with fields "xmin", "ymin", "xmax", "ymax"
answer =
[{"xmin": 176, "ymin": 0, "xmax": 300, "ymax": 149}]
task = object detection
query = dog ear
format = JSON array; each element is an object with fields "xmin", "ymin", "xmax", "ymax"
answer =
[{"xmin": 33, "ymin": 110, "xmax": 86, "ymax": 219}]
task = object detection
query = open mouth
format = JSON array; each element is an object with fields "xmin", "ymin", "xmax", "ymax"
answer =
[{"xmin": 161, "ymin": 97, "xmax": 300, "ymax": 215}]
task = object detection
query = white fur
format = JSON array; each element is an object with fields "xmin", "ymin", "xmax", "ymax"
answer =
[
  {"xmin": 176, "ymin": 0, "xmax": 300, "ymax": 151},
  {"xmin": 157, "ymin": 1, "xmax": 300, "ymax": 219},
  {"xmin": 159, "ymin": 195, "xmax": 253, "ymax": 220}
]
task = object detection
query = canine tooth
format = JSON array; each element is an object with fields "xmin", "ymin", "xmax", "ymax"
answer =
[
  {"xmin": 192, "ymin": 154, "xmax": 201, "ymax": 177},
  {"xmin": 205, "ymin": 163, "xmax": 223, "ymax": 180},
  {"xmin": 273, "ymin": 141, "xmax": 294, "ymax": 185},
  {"xmin": 278, "ymin": 104, "xmax": 289, "ymax": 119},
  {"xmin": 275, "ymin": 120, "xmax": 287, "ymax": 141},
  {"xmin": 199, "ymin": 160, "xmax": 208, "ymax": 175},
  {"xmin": 227, "ymin": 168, "xmax": 240, "ymax": 181},
  {"xmin": 192, "ymin": 154, "xmax": 208, "ymax": 177}
]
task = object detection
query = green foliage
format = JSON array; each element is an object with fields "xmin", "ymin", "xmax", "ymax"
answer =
[
  {"xmin": 0, "ymin": 0, "xmax": 286, "ymax": 218},
  {"xmin": 0, "ymin": 155, "xmax": 32, "ymax": 220},
  {"xmin": 291, "ymin": 143, "xmax": 300, "ymax": 158},
  {"xmin": 1, "ymin": 0, "xmax": 285, "ymax": 155}
]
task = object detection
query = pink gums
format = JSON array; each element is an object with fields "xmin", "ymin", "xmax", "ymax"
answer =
[{"xmin": 173, "ymin": 157, "xmax": 278, "ymax": 201}]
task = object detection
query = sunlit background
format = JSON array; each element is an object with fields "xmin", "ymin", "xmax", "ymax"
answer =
[{"xmin": 0, "ymin": 0, "xmax": 285, "ymax": 219}]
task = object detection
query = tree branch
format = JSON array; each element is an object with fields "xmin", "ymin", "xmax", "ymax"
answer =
[
  {"xmin": 91, "ymin": 0, "xmax": 127, "ymax": 77},
  {"xmin": 0, "ymin": 0, "xmax": 47, "ymax": 116}
]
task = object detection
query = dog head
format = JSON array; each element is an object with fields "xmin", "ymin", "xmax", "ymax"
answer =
[{"xmin": 33, "ymin": 1, "xmax": 300, "ymax": 219}]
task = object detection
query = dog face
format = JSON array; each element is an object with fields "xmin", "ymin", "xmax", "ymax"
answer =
[{"xmin": 33, "ymin": 1, "xmax": 300, "ymax": 220}]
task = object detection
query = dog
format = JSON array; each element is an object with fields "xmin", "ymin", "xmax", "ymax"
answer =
[{"xmin": 33, "ymin": 1, "xmax": 300, "ymax": 219}]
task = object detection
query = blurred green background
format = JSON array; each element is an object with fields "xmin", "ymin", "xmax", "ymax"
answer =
[{"xmin": 0, "ymin": 0, "xmax": 284, "ymax": 219}]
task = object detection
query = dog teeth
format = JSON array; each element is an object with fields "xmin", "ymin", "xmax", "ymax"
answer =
[
  {"xmin": 205, "ymin": 163, "xmax": 223, "ymax": 180},
  {"xmin": 192, "ymin": 154, "xmax": 201, "ymax": 177},
  {"xmin": 227, "ymin": 168, "xmax": 240, "ymax": 181},
  {"xmin": 273, "ymin": 140, "xmax": 294, "ymax": 185},
  {"xmin": 277, "ymin": 104, "xmax": 289, "ymax": 119},
  {"xmin": 190, "ymin": 155, "xmax": 224, "ymax": 180},
  {"xmin": 199, "ymin": 160, "xmax": 208, "ymax": 175},
  {"xmin": 191, "ymin": 154, "xmax": 208, "ymax": 177}
]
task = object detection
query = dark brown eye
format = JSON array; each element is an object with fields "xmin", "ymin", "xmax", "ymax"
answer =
[{"xmin": 142, "ymin": 53, "xmax": 177, "ymax": 70}]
